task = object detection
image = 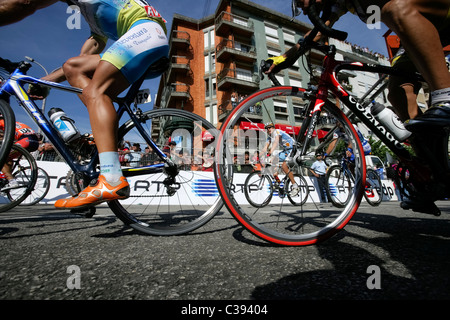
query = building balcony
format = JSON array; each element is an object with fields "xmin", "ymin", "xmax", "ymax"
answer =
[
  {"xmin": 162, "ymin": 83, "xmax": 192, "ymax": 108},
  {"xmin": 166, "ymin": 56, "xmax": 191, "ymax": 81},
  {"xmin": 217, "ymin": 68, "xmax": 259, "ymax": 91},
  {"xmin": 216, "ymin": 39, "xmax": 256, "ymax": 64},
  {"xmin": 170, "ymin": 30, "xmax": 191, "ymax": 51},
  {"xmin": 215, "ymin": 11, "xmax": 254, "ymax": 37},
  {"xmin": 218, "ymin": 99, "xmax": 263, "ymax": 121}
]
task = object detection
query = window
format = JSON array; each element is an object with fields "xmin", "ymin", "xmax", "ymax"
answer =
[
  {"xmin": 211, "ymin": 103, "xmax": 217, "ymax": 126},
  {"xmin": 204, "ymin": 53, "xmax": 215, "ymax": 74},
  {"xmin": 210, "ymin": 29, "xmax": 215, "ymax": 47},
  {"xmin": 275, "ymin": 74, "xmax": 285, "ymax": 85},
  {"xmin": 205, "ymin": 78, "xmax": 210, "ymax": 99},
  {"xmin": 274, "ymin": 100, "xmax": 287, "ymax": 113},
  {"xmin": 211, "ymin": 53, "xmax": 215, "ymax": 71},
  {"xmin": 203, "ymin": 28, "xmax": 214, "ymax": 49},
  {"xmin": 212, "ymin": 77, "xmax": 216, "ymax": 98},
  {"xmin": 289, "ymin": 77, "xmax": 302, "ymax": 87},
  {"xmin": 204, "ymin": 31, "xmax": 209, "ymax": 49},
  {"xmin": 205, "ymin": 104, "xmax": 218, "ymax": 126},
  {"xmin": 265, "ymin": 23, "xmax": 279, "ymax": 45},
  {"xmin": 265, "ymin": 24, "xmax": 278, "ymax": 37},
  {"xmin": 267, "ymin": 48, "xmax": 281, "ymax": 58},
  {"xmin": 283, "ymin": 29, "xmax": 296, "ymax": 43},
  {"xmin": 236, "ymin": 68, "xmax": 252, "ymax": 81},
  {"xmin": 205, "ymin": 55, "xmax": 209, "ymax": 73}
]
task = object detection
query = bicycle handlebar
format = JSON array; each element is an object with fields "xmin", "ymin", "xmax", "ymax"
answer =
[
  {"xmin": 307, "ymin": 1, "xmax": 348, "ymax": 41},
  {"xmin": 260, "ymin": 1, "xmax": 348, "ymax": 82}
]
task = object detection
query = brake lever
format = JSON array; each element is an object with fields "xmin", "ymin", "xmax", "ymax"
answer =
[{"xmin": 259, "ymin": 59, "xmax": 268, "ymax": 81}]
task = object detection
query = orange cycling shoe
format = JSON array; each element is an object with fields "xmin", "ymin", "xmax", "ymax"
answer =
[{"xmin": 55, "ymin": 175, "xmax": 130, "ymax": 209}]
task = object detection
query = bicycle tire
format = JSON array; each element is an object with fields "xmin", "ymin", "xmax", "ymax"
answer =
[
  {"xmin": 0, "ymin": 99, "xmax": 16, "ymax": 169},
  {"xmin": 0, "ymin": 144, "xmax": 37, "ymax": 212},
  {"xmin": 244, "ymin": 171, "xmax": 273, "ymax": 207},
  {"xmin": 108, "ymin": 109, "xmax": 224, "ymax": 236},
  {"xmin": 19, "ymin": 167, "xmax": 50, "ymax": 206},
  {"xmin": 363, "ymin": 168, "xmax": 382, "ymax": 206},
  {"xmin": 286, "ymin": 174, "xmax": 309, "ymax": 206},
  {"xmin": 215, "ymin": 86, "xmax": 366, "ymax": 246},
  {"xmin": 326, "ymin": 165, "xmax": 352, "ymax": 208}
]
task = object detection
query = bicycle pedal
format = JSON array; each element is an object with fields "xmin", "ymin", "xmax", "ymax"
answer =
[{"xmin": 70, "ymin": 207, "xmax": 96, "ymax": 218}]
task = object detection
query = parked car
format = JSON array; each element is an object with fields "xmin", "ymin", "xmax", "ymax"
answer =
[{"xmin": 366, "ymin": 155, "xmax": 385, "ymax": 179}]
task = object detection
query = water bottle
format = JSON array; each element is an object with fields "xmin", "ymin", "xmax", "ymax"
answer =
[
  {"xmin": 48, "ymin": 107, "xmax": 80, "ymax": 142},
  {"xmin": 370, "ymin": 102, "xmax": 411, "ymax": 142}
]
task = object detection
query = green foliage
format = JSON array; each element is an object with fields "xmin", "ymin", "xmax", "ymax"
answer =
[
  {"xmin": 367, "ymin": 136, "xmax": 415, "ymax": 163},
  {"xmin": 367, "ymin": 136, "xmax": 391, "ymax": 162}
]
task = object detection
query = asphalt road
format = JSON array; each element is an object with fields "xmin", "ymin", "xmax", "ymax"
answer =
[{"xmin": 1, "ymin": 200, "xmax": 450, "ymax": 307}]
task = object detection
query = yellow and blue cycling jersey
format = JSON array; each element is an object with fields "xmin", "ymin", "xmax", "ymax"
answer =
[
  {"xmin": 67, "ymin": 0, "xmax": 166, "ymax": 40},
  {"xmin": 67, "ymin": 0, "xmax": 169, "ymax": 83}
]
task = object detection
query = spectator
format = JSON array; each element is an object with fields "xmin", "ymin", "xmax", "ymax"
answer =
[
  {"xmin": 163, "ymin": 141, "xmax": 176, "ymax": 157},
  {"xmin": 118, "ymin": 140, "xmax": 130, "ymax": 166},
  {"xmin": 126, "ymin": 143, "xmax": 142, "ymax": 167},
  {"xmin": 202, "ymin": 152, "xmax": 214, "ymax": 171},
  {"xmin": 231, "ymin": 93, "xmax": 237, "ymax": 109},
  {"xmin": 37, "ymin": 142, "xmax": 61, "ymax": 162},
  {"xmin": 310, "ymin": 151, "xmax": 328, "ymax": 203},
  {"xmin": 140, "ymin": 145, "xmax": 158, "ymax": 166}
]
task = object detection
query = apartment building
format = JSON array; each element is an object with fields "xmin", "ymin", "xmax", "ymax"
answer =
[{"xmin": 155, "ymin": 0, "xmax": 390, "ymax": 133}]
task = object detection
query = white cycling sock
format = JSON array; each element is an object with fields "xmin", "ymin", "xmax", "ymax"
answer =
[
  {"xmin": 99, "ymin": 151, "xmax": 123, "ymax": 184},
  {"xmin": 431, "ymin": 87, "xmax": 450, "ymax": 105}
]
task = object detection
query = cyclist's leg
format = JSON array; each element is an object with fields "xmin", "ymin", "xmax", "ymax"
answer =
[
  {"xmin": 55, "ymin": 58, "xmax": 130, "ymax": 209},
  {"xmin": 280, "ymin": 150, "xmax": 296, "ymax": 185},
  {"xmin": 62, "ymin": 54, "xmax": 101, "ymax": 90},
  {"xmin": 387, "ymin": 53, "xmax": 423, "ymax": 121},
  {"xmin": 1, "ymin": 135, "xmax": 38, "ymax": 182},
  {"xmin": 379, "ymin": 0, "xmax": 450, "ymax": 102},
  {"xmin": 0, "ymin": 0, "xmax": 58, "ymax": 26}
]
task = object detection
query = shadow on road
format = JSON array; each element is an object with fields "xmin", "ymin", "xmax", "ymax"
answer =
[{"xmin": 251, "ymin": 206, "xmax": 450, "ymax": 299}]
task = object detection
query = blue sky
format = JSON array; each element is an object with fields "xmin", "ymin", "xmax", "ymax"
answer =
[{"xmin": 0, "ymin": 0, "xmax": 389, "ymax": 134}]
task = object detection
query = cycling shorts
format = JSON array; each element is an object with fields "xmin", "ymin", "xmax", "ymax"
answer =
[
  {"xmin": 101, "ymin": 19, "xmax": 169, "ymax": 84},
  {"xmin": 278, "ymin": 148, "xmax": 293, "ymax": 162},
  {"xmin": 15, "ymin": 134, "xmax": 39, "ymax": 153}
]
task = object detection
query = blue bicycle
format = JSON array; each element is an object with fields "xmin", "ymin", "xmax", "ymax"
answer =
[{"xmin": 0, "ymin": 57, "xmax": 222, "ymax": 236}]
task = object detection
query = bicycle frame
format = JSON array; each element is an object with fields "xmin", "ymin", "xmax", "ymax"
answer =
[
  {"xmin": 289, "ymin": 44, "xmax": 437, "ymax": 181},
  {"xmin": 0, "ymin": 63, "xmax": 169, "ymax": 183}
]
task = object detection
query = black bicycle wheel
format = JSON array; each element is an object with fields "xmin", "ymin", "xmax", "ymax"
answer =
[
  {"xmin": 0, "ymin": 144, "xmax": 37, "ymax": 212},
  {"xmin": 215, "ymin": 86, "xmax": 366, "ymax": 246},
  {"xmin": 286, "ymin": 174, "xmax": 309, "ymax": 206},
  {"xmin": 0, "ymin": 99, "xmax": 16, "ymax": 169},
  {"xmin": 244, "ymin": 170, "xmax": 273, "ymax": 207},
  {"xmin": 326, "ymin": 165, "xmax": 352, "ymax": 208},
  {"xmin": 19, "ymin": 167, "xmax": 50, "ymax": 206},
  {"xmin": 364, "ymin": 168, "xmax": 383, "ymax": 206},
  {"xmin": 109, "ymin": 109, "xmax": 224, "ymax": 236}
]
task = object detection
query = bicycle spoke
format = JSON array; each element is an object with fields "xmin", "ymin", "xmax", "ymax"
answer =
[{"xmin": 215, "ymin": 86, "xmax": 365, "ymax": 245}]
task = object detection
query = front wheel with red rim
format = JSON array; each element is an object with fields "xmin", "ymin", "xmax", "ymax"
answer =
[{"xmin": 214, "ymin": 86, "xmax": 366, "ymax": 246}]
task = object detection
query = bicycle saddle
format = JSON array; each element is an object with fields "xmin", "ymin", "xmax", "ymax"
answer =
[{"xmin": 144, "ymin": 57, "xmax": 170, "ymax": 79}]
